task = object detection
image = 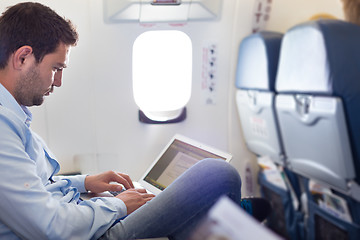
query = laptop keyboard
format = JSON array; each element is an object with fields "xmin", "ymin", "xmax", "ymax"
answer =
[{"xmin": 109, "ymin": 188, "xmax": 126, "ymax": 196}]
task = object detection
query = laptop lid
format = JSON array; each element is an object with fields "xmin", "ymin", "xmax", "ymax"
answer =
[{"xmin": 138, "ymin": 134, "xmax": 232, "ymax": 195}]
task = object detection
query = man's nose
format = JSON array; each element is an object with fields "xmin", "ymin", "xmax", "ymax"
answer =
[{"xmin": 53, "ymin": 71, "xmax": 63, "ymax": 87}]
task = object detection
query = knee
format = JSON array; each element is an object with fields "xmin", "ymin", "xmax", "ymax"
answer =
[
  {"xmin": 193, "ymin": 158, "xmax": 242, "ymax": 185},
  {"xmin": 196, "ymin": 158, "xmax": 235, "ymax": 171}
]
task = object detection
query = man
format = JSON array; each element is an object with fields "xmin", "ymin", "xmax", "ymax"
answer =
[
  {"xmin": 0, "ymin": 2, "xmax": 267, "ymax": 240},
  {"xmin": 341, "ymin": 0, "xmax": 360, "ymax": 25}
]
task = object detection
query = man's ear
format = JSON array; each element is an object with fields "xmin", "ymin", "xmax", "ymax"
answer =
[{"xmin": 12, "ymin": 46, "xmax": 34, "ymax": 70}]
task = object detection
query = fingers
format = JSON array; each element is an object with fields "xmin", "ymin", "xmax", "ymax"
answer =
[
  {"xmin": 144, "ymin": 194, "xmax": 155, "ymax": 201},
  {"xmin": 118, "ymin": 187, "xmax": 154, "ymax": 196},
  {"xmin": 116, "ymin": 189, "xmax": 155, "ymax": 214},
  {"xmin": 135, "ymin": 188, "xmax": 147, "ymax": 193},
  {"xmin": 120, "ymin": 188, "xmax": 155, "ymax": 200},
  {"xmin": 118, "ymin": 172, "xmax": 135, "ymax": 189},
  {"xmin": 85, "ymin": 171, "xmax": 136, "ymax": 194},
  {"xmin": 137, "ymin": 190, "xmax": 155, "ymax": 202},
  {"xmin": 108, "ymin": 183, "xmax": 125, "ymax": 193},
  {"xmin": 139, "ymin": 192, "xmax": 155, "ymax": 199},
  {"xmin": 109, "ymin": 171, "xmax": 134, "ymax": 189},
  {"xmin": 132, "ymin": 188, "xmax": 156, "ymax": 199}
]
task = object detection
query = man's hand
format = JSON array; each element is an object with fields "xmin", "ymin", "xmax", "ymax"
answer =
[
  {"xmin": 84, "ymin": 171, "xmax": 134, "ymax": 193},
  {"xmin": 116, "ymin": 188, "xmax": 155, "ymax": 214}
]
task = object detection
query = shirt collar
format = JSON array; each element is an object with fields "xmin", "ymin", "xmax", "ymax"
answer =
[{"xmin": 0, "ymin": 83, "xmax": 32, "ymax": 126}]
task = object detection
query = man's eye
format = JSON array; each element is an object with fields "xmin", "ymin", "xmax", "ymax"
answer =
[{"xmin": 53, "ymin": 68, "xmax": 63, "ymax": 72}]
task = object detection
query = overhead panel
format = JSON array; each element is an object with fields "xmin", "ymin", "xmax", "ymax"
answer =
[{"xmin": 103, "ymin": 0, "xmax": 222, "ymax": 23}]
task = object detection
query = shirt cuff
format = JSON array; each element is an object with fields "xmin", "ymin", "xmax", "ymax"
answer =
[
  {"xmin": 55, "ymin": 174, "xmax": 87, "ymax": 193},
  {"xmin": 90, "ymin": 196, "xmax": 128, "ymax": 219}
]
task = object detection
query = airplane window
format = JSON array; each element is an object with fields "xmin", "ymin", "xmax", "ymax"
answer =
[{"xmin": 133, "ymin": 30, "xmax": 192, "ymax": 123}]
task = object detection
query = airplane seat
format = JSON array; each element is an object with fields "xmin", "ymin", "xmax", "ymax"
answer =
[
  {"xmin": 235, "ymin": 31, "xmax": 304, "ymax": 240},
  {"xmin": 275, "ymin": 19, "xmax": 360, "ymax": 239},
  {"xmin": 235, "ymin": 31, "xmax": 285, "ymax": 165}
]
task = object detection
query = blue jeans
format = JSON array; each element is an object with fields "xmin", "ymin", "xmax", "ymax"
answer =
[{"xmin": 99, "ymin": 158, "xmax": 242, "ymax": 239}]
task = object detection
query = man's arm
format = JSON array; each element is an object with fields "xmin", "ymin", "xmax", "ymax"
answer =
[{"xmin": 0, "ymin": 110, "xmax": 126, "ymax": 240}]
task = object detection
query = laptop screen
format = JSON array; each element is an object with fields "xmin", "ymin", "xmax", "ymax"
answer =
[{"xmin": 143, "ymin": 138, "xmax": 229, "ymax": 190}]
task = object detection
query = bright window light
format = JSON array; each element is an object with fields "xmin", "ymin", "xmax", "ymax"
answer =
[{"xmin": 133, "ymin": 30, "xmax": 192, "ymax": 122}]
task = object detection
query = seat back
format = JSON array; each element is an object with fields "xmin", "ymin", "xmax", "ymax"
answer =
[
  {"xmin": 275, "ymin": 19, "xmax": 360, "ymax": 196},
  {"xmin": 235, "ymin": 31, "xmax": 284, "ymax": 164}
]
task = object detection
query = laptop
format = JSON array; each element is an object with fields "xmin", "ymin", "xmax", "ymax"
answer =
[{"xmin": 132, "ymin": 134, "xmax": 232, "ymax": 195}]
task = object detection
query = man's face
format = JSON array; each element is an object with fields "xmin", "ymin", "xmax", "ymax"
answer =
[{"xmin": 14, "ymin": 43, "xmax": 71, "ymax": 106}]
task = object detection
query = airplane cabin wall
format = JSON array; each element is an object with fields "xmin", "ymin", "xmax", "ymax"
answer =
[
  {"xmin": 84, "ymin": 0, "xmax": 256, "ymax": 182},
  {"xmin": 266, "ymin": 0, "xmax": 344, "ymax": 32}
]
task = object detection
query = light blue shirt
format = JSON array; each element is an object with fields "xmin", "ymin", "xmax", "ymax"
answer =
[{"xmin": 0, "ymin": 83, "xmax": 127, "ymax": 240}]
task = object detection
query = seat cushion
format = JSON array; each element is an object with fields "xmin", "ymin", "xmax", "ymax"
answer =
[{"xmin": 235, "ymin": 31, "xmax": 283, "ymax": 91}]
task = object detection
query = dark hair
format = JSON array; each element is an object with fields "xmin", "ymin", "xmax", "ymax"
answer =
[
  {"xmin": 0, "ymin": 2, "xmax": 78, "ymax": 69},
  {"xmin": 342, "ymin": 0, "xmax": 360, "ymax": 25}
]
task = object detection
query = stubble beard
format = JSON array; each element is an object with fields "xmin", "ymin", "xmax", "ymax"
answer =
[{"xmin": 14, "ymin": 67, "xmax": 45, "ymax": 106}]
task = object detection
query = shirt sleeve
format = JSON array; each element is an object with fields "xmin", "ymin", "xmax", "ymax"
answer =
[
  {"xmin": 53, "ymin": 174, "xmax": 88, "ymax": 193},
  {"xmin": 0, "ymin": 109, "xmax": 127, "ymax": 240}
]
